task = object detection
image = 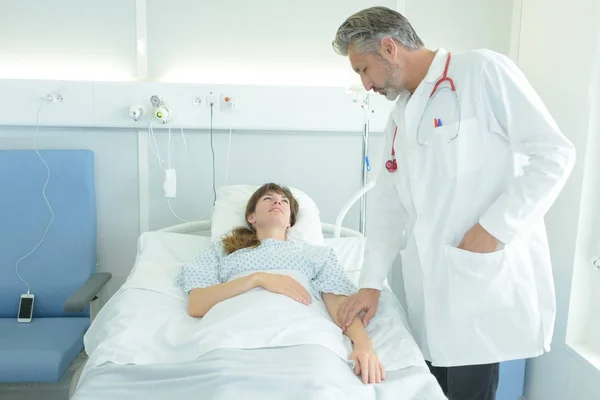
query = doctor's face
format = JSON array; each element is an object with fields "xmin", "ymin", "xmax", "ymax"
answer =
[
  {"xmin": 349, "ymin": 47, "xmax": 406, "ymax": 101},
  {"xmin": 247, "ymin": 190, "xmax": 292, "ymax": 230}
]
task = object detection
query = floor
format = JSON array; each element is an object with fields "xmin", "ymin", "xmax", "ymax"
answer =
[{"xmin": 0, "ymin": 351, "xmax": 87, "ymax": 400}]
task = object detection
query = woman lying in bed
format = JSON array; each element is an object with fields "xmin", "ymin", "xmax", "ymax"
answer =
[{"xmin": 174, "ymin": 183, "xmax": 384, "ymax": 384}]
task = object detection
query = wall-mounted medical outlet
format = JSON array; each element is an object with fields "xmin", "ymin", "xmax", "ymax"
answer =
[
  {"xmin": 221, "ymin": 95, "xmax": 237, "ymax": 111},
  {"xmin": 129, "ymin": 104, "xmax": 146, "ymax": 121},
  {"xmin": 207, "ymin": 95, "xmax": 218, "ymax": 108},
  {"xmin": 206, "ymin": 92, "xmax": 219, "ymax": 112},
  {"xmin": 45, "ymin": 93, "xmax": 63, "ymax": 103}
]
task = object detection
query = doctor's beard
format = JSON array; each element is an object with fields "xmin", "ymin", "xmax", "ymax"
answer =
[{"xmin": 377, "ymin": 57, "xmax": 407, "ymax": 101}]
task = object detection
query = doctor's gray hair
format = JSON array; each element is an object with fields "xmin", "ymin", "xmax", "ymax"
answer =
[{"xmin": 332, "ymin": 6, "xmax": 424, "ymax": 56}]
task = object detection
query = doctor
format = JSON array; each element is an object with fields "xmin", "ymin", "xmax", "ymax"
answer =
[{"xmin": 333, "ymin": 6, "xmax": 576, "ymax": 400}]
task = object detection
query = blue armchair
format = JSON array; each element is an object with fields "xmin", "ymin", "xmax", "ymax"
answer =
[{"xmin": 0, "ymin": 149, "xmax": 110, "ymax": 383}]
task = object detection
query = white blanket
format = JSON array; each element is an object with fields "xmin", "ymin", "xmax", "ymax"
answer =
[{"xmin": 84, "ymin": 268, "xmax": 425, "ymax": 375}]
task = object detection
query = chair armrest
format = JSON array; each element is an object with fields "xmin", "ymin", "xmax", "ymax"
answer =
[{"xmin": 64, "ymin": 272, "xmax": 112, "ymax": 312}]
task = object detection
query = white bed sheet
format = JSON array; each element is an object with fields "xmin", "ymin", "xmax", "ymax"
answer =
[{"xmin": 73, "ymin": 345, "xmax": 445, "ymax": 400}]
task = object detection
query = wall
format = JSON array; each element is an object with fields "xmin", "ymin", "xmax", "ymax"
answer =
[
  {"xmin": 514, "ymin": 0, "xmax": 600, "ymax": 398},
  {"xmin": 0, "ymin": 1, "xmax": 515, "ymax": 308}
]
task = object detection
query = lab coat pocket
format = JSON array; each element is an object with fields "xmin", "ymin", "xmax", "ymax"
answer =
[
  {"xmin": 445, "ymin": 245, "xmax": 515, "ymax": 316},
  {"xmin": 434, "ymin": 117, "xmax": 483, "ymax": 178}
]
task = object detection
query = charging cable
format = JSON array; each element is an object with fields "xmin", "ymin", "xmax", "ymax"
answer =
[{"xmin": 15, "ymin": 100, "xmax": 55, "ymax": 294}]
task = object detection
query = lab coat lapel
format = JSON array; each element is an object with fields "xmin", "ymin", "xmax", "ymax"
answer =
[{"xmin": 404, "ymin": 49, "xmax": 450, "ymax": 148}]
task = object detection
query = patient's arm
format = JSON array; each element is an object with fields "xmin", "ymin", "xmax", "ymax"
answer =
[
  {"xmin": 322, "ymin": 293, "xmax": 371, "ymax": 346},
  {"xmin": 189, "ymin": 273, "xmax": 262, "ymax": 317},
  {"xmin": 189, "ymin": 272, "xmax": 312, "ymax": 317},
  {"xmin": 322, "ymin": 293, "xmax": 385, "ymax": 384}
]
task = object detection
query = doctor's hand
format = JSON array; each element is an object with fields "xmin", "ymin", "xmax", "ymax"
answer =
[
  {"xmin": 458, "ymin": 223, "xmax": 500, "ymax": 253},
  {"xmin": 337, "ymin": 288, "xmax": 381, "ymax": 330},
  {"xmin": 256, "ymin": 272, "xmax": 312, "ymax": 305}
]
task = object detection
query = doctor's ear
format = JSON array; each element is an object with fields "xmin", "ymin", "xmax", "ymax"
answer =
[{"xmin": 380, "ymin": 36, "xmax": 398, "ymax": 60}]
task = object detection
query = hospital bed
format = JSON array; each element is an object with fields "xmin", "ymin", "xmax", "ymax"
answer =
[{"xmin": 68, "ymin": 185, "xmax": 448, "ymax": 400}]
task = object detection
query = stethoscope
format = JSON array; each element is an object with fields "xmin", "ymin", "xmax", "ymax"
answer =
[{"xmin": 386, "ymin": 52, "xmax": 460, "ymax": 173}]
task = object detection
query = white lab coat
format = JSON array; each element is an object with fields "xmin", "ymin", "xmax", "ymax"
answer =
[{"xmin": 359, "ymin": 48, "xmax": 576, "ymax": 367}]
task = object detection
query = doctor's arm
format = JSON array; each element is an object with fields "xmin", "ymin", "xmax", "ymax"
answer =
[
  {"xmin": 476, "ymin": 53, "xmax": 576, "ymax": 246},
  {"xmin": 337, "ymin": 153, "xmax": 409, "ymax": 328}
]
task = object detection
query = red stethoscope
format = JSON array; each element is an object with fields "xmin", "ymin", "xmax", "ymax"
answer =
[{"xmin": 386, "ymin": 52, "xmax": 459, "ymax": 173}]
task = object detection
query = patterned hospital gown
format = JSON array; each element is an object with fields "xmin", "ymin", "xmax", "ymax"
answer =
[{"xmin": 174, "ymin": 238, "xmax": 357, "ymax": 299}]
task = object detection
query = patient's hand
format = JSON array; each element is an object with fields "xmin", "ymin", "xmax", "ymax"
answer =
[
  {"xmin": 350, "ymin": 343, "xmax": 385, "ymax": 384},
  {"xmin": 337, "ymin": 289, "xmax": 381, "ymax": 330},
  {"xmin": 256, "ymin": 272, "xmax": 312, "ymax": 305}
]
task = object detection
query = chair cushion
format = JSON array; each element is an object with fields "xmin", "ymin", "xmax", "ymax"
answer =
[{"xmin": 0, "ymin": 317, "xmax": 89, "ymax": 383}]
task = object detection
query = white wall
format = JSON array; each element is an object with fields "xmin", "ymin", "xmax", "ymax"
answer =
[
  {"xmin": 513, "ymin": 0, "xmax": 600, "ymax": 398},
  {"xmin": 0, "ymin": 1, "xmax": 516, "ymax": 308},
  {"xmin": 405, "ymin": 0, "xmax": 513, "ymax": 54}
]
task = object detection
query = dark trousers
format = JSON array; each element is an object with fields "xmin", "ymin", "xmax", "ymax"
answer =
[{"xmin": 426, "ymin": 361, "xmax": 499, "ymax": 400}]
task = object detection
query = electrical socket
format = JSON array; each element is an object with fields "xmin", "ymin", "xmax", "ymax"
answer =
[{"xmin": 192, "ymin": 96, "xmax": 204, "ymax": 107}]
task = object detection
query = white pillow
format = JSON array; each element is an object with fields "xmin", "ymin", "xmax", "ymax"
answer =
[
  {"xmin": 128, "ymin": 231, "xmax": 212, "ymax": 284},
  {"xmin": 324, "ymin": 236, "xmax": 365, "ymax": 286},
  {"xmin": 210, "ymin": 185, "xmax": 324, "ymax": 245}
]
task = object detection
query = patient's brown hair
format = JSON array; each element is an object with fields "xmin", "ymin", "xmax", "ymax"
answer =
[{"xmin": 221, "ymin": 183, "xmax": 299, "ymax": 255}]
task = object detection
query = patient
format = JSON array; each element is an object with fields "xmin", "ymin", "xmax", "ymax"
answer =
[{"xmin": 174, "ymin": 183, "xmax": 385, "ymax": 384}]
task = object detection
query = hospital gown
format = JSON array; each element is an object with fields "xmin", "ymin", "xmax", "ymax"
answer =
[{"xmin": 174, "ymin": 238, "xmax": 357, "ymax": 299}]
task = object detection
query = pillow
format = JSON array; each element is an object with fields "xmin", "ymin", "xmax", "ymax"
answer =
[
  {"xmin": 324, "ymin": 236, "xmax": 365, "ymax": 286},
  {"xmin": 127, "ymin": 231, "xmax": 212, "ymax": 284},
  {"xmin": 210, "ymin": 185, "xmax": 324, "ymax": 245}
]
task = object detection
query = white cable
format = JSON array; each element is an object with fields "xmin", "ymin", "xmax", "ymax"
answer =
[
  {"xmin": 180, "ymin": 127, "xmax": 188, "ymax": 155},
  {"xmin": 147, "ymin": 121, "xmax": 211, "ymax": 224},
  {"xmin": 167, "ymin": 123, "xmax": 172, "ymax": 169},
  {"xmin": 15, "ymin": 101, "xmax": 56, "ymax": 294},
  {"xmin": 167, "ymin": 200, "xmax": 213, "ymax": 223},
  {"xmin": 148, "ymin": 122, "xmax": 168, "ymax": 167},
  {"xmin": 223, "ymin": 128, "xmax": 232, "ymax": 184}
]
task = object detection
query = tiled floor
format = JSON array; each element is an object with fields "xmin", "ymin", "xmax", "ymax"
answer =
[{"xmin": 0, "ymin": 351, "xmax": 87, "ymax": 400}]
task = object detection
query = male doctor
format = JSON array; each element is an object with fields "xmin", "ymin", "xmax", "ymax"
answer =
[{"xmin": 333, "ymin": 6, "xmax": 576, "ymax": 400}]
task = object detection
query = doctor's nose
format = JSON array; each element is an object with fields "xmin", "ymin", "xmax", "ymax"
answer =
[{"xmin": 361, "ymin": 76, "xmax": 373, "ymax": 91}]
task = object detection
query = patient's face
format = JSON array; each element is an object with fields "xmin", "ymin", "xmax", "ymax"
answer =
[{"xmin": 247, "ymin": 191, "xmax": 291, "ymax": 229}]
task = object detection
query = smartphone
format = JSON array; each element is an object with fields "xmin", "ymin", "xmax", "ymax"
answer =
[{"xmin": 17, "ymin": 294, "xmax": 35, "ymax": 323}]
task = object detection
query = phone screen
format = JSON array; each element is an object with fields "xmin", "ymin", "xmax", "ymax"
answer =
[{"xmin": 18, "ymin": 297, "xmax": 33, "ymax": 319}]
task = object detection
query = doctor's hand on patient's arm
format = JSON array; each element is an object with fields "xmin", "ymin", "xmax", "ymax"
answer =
[
  {"xmin": 458, "ymin": 223, "xmax": 501, "ymax": 253},
  {"xmin": 256, "ymin": 273, "xmax": 312, "ymax": 305},
  {"xmin": 336, "ymin": 289, "xmax": 381, "ymax": 330},
  {"xmin": 322, "ymin": 293, "xmax": 385, "ymax": 384}
]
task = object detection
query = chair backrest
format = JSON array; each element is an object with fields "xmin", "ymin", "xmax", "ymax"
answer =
[{"xmin": 0, "ymin": 150, "xmax": 97, "ymax": 318}]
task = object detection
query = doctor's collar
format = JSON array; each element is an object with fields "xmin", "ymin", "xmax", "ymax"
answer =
[{"xmin": 422, "ymin": 48, "xmax": 449, "ymax": 84}]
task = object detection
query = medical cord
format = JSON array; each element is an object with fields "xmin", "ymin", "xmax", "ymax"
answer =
[
  {"xmin": 223, "ymin": 128, "xmax": 232, "ymax": 184},
  {"xmin": 148, "ymin": 118, "xmax": 215, "ymax": 223},
  {"xmin": 209, "ymin": 103, "xmax": 216, "ymax": 205},
  {"xmin": 15, "ymin": 101, "xmax": 55, "ymax": 295},
  {"xmin": 168, "ymin": 103, "xmax": 218, "ymax": 222}
]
